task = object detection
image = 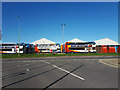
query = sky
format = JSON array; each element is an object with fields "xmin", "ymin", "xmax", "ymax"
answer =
[{"xmin": 2, "ymin": 2, "xmax": 118, "ymax": 44}]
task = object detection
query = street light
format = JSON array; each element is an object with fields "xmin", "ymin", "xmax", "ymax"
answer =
[
  {"xmin": 18, "ymin": 16, "xmax": 20, "ymax": 56},
  {"xmin": 61, "ymin": 24, "xmax": 66, "ymax": 44},
  {"xmin": 0, "ymin": 25, "xmax": 2, "ymax": 41}
]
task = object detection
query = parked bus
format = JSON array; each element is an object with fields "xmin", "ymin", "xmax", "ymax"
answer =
[
  {"xmin": 35, "ymin": 43, "xmax": 61, "ymax": 53},
  {"xmin": 21, "ymin": 43, "xmax": 35, "ymax": 54},
  {"xmin": 0, "ymin": 43, "xmax": 35, "ymax": 54},
  {"xmin": 0, "ymin": 43, "xmax": 23, "ymax": 54},
  {"xmin": 63, "ymin": 42, "xmax": 96, "ymax": 53}
]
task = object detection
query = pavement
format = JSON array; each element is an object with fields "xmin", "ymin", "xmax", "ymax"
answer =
[{"xmin": 2, "ymin": 56, "xmax": 119, "ymax": 89}]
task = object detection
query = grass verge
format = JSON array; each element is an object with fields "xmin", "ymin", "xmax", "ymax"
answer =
[{"xmin": 1, "ymin": 53, "xmax": 119, "ymax": 59}]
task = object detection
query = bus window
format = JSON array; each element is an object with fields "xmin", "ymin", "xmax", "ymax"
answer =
[
  {"xmin": 69, "ymin": 48, "xmax": 85, "ymax": 50},
  {"xmin": 2, "ymin": 49, "xmax": 12, "ymax": 51}
]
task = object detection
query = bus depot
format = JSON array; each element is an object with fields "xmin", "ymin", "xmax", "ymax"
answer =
[{"xmin": 0, "ymin": 38, "xmax": 120, "ymax": 54}]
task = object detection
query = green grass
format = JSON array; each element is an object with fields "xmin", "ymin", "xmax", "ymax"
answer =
[{"xmin": 2, "ymin": 53, "xmax": 119, "ymax": 59}]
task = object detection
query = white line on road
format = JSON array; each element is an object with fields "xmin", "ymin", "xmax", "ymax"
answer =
[
  {"xmin": 26, "ymin": 69, "xmax": 30, "ymax": 72},
  {"xmin": 32, "ymin": 61, "xmax": 35, "ymax": 62},
  {"xmin": 52, "ymin": 65, "xmax": 85, "ymax": 80},
  {"xmin": 17, "ymin": 65, "xmax": 20, "ymax": 67},
  {"xmin": 41, "ymin": 60, "xmax": 50, "ymax": 64},
  {"xmin": 24, "ymin": 64, "xmax": 29, "ymax": 66},
  {"xmin": 41, "ymin": 60, "xmax": 85, "ymax": 80},
  {"xmin": 26, "ymin": 61, "xmax": 31, "ymax": 62},
  {"xmin": 99, "ymin": 59, "xmax": 118, "ymax": 68}
]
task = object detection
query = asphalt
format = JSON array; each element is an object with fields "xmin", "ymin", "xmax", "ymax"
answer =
[{"xmin": 2, "ymin": 56, "xmax": 118, "ymax": 89}]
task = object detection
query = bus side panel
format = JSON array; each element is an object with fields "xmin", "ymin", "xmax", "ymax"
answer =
[
  {"xmin": 65, "ymin": 42, "xmax": 73, "ymax": 53},
  {"xmin": 35, "ymin": 45, "xmax": 39, "ymax": 53},
  {"xmin": 100, "ymin": 47, "xmax": 107, "ymax": 53},
  {"xmin": 61, "ymin": 45, "xmax": 63, "ymax": 53},
  {"xmin": 108, "ymin": 47, "xmax": 115, "ymax": 53},
  {"xmin": 117, "ymin": 47, "xmax": 120, "ymax": 53},
  {"xmin": 65, "ymin": 43, "xmax": 67, "ymax": 53},
  {"xmin": 65, "ymin": 42, "xmax": 71, "ymax": 53}
]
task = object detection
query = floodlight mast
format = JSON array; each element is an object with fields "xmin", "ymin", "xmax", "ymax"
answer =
[
  {"xmin": 61, "ymin": 24, "xmax": 66, "ymax": 45},
  {"xmin": 18, "ymin": 16, "xmax": 20, "ymax": 56}
]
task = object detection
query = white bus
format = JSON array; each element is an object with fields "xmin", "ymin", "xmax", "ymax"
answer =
[
  {"xmin": 35, "ymin": 44, "xmax": 61, "ymax": 53},
  {"xmin": 0, "ymin": 43, "xmax": 23, "ymax": 54}
]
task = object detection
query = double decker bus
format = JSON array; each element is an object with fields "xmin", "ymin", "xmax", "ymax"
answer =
[
  {"xmin": 63, "ymin": 42, "xmax": 96, "ymax": 53},
  {"xmin": 35, "ymin": 43, "xmax": 61, "ymax": 53},
  {"xmin": 0, "ymin": 43, "xmax": 35, "ymax": 54},
  {"xmin": 0, "ymin": 43, "xmax": 23, "ymax": 54}
]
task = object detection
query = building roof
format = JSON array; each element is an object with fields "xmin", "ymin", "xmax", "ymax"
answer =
[
  {"xmin": 31, "ymin": 38, "xmax": 55, "ymax": 45},
  {"xmin": 94, "ymin": 38, "xmax": 119, "ymax": 45},
  {"xmin": 67, "ymin": 38, "xmax": 84, "ymax": 42}
]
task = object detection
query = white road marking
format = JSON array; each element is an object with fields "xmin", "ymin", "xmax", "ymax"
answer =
[
  {"xmin": 84, "ymin": 59, "xmax": 89, "ymax": 60},
  {"xmin": 41, "ymin": 60, "xmax": 84, "ymax": 80},
  {"xmin": 32, "ymin": 61, "xmax": 35, "ymax": 62},
  {"xmin": 38, "ymin": 60, "xmax": 42, "ymax": 62},
  {"xmin": 27, "ymin": 61, "xmax": 31, "ymax": 62},
  {"xmin": 24, "ymin": 64, "xmax": 29, "ymax": 66},
  {"xmin": 41, "ymin": 60, "xmax": 50, "ymax": 64},
  {"xmin": 52, "ymin": 65, "xmax": 85, "ymax": 80},
  {"xmin": 17, "ymin": 65, "xmax": 20, "ymax": 67},
  {"xmin": 4, "ymin": 59, "xmax": 97, "ymax": 63},
  {"xmin": 26, "ymin": 69, "xmax": 30, "ymax": 72},
  {"xmin": 91, "ymin": 59, "xmax": 96, "ymax": 60},
  {"xmin": 99, "ymin": 59, "xmax": 118, "ymax": 68}
]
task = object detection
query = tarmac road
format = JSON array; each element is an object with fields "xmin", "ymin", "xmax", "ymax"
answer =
[{"xmin": 2, "ymin": 56, "xmax": 118, "ymax": 89}]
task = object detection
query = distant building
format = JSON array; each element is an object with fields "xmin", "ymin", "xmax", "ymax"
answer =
[
  {"xmin": 94, "ymin": 38, "xmax": 119, "ymax": 53},
  {"xmin": 31, "ymin": 38, "xmax": 61, "ymax": 53},
  {"xmin": 67, "ymin": 38, "xmax": 85, "ymax": 42}
]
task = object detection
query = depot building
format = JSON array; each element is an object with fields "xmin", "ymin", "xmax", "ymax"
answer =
[
  {"xmin": 94, "ymin": 38, "xmax": 120, "ymax": 53},
  {"xmin": 30, "ymin": 38, "xmax": 120, "ymax": 53},
  {"xmin": 30, "ymin": 38, "xmax": 61, "ymax": 53}
]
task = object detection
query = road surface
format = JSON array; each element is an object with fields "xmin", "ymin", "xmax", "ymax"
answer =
[{"xmin": 2, "ymin": 56, "xmax": 118, "ymax": 89}]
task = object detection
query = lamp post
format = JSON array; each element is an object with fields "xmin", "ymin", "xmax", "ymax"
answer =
[
  {"xmin": 18, "ymin": 16, "xmax": 20, "ymax": 56},
  {"xmin": 0, "ymin": 25, "xmax": 2, "ymax": 41},
  {"xmin": 61, "ymin": 24, "xmax": 66, "ymax": 44}
]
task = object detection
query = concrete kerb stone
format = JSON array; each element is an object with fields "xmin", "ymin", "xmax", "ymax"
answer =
[
  {"xmin": 2, "ymin": 56, "xmax": 117, "ymax": 60},
  {"xmin": 99, "ymin": 59, "xmax": 119, "ymax": 68}
]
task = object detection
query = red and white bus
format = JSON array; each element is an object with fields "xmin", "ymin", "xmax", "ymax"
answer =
[
  {"xmin": 35, "ymin": 43, "xmax": 61, "ymax": 53},
  {"xmin": 62, "ymin": 42, "xmax": 96, "ymax": 53}
]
